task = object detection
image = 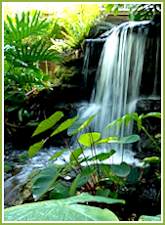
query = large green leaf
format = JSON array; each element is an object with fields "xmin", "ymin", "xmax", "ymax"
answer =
[
  {"xmin": 96, "ymin": 135, "xmax": 140, "ymax": 145},
  {"xmin": 111, "ymin": 162, "xmax": 131, "ymax": 177},
  {"xmin": 96, "ymin": 136, "xmax": 119, "ymax": 144},
  {"xmin": 32, "ymin": 111, "xmax": 64, "ymax": 136},
  {"xmin": 50, "ymin": 116, "xmax": 78, "ymax": 137},
  {"xmin": 87, "ymin": 150, "xmax": 116, "ymax": 162},
  {"xmin": 65, "ymin": 193, "xmax": 125, "ymax": 205},
  {"xmin": 4, "ymin": 193, "xmax": 124, "ymax": 221},
  {"xmin": 105, "ymin": 112, "xmax": 138, "ymax": 129},
  {"xmin": 28, "ymin": 140, "xmax": 45, "ymax": 158},
  {"xmin": 32, "ymin": 165, "xmax": 63, "ymax": 200},
  {"xmin": 117, "ymin": 135, "xmax": 140, "ymax": 144},
  {"xmin": 78, "ymin": 132, "xmax": 101, "ymax": 147},
  {"xmin": 138, "ymin": 215, "xmax": 161, "ymax": 221},
  {"xmin": 105, "ymin": 113, "xmax": 138, "ymax": 129},
  {"xmin": 67, "ymin": 114, "xmax": 96, "ymax": 136}
]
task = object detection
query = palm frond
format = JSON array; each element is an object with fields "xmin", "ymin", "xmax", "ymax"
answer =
[
  {"xmin": 4, "ymin": 11, "xmax": 62, "ymax": 66},
  {"xmin": 5, "ymin": 11, "xmax": 49, "ymax": 44},
  {"xmin": 5, "ymin": 40, "xmax": 61, "ymax": 67}
]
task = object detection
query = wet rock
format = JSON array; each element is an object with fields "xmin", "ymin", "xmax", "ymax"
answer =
[
  {"xmin": 4, "ymin": 169, "xmax": 38, "ymax": 207},
  {"xmin": 136, "ymin": 99, "xmax": 161, "ymax": 114}
]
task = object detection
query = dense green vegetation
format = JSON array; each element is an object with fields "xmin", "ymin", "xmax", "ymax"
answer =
[
  {"xmin": 4, "ymin": 3, "xmax": 161, "ymax": 222},
  {"xmin": 4, "ymin": 110, "xmax": 161, "ymax": 221}
]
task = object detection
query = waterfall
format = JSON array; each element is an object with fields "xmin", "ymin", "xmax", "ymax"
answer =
[
  {"xmin": 82, "ymin": 41, "xmax": 91, "ymax": 86},
  {"xmin": 90, "ymin": 21, "xmax": 150, "ymax": 138},
  {"xmin": 152, "ymin": 36, "xmax": 160, "ymax": 96}
]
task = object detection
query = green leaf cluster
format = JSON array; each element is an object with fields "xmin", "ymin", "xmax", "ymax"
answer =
[
  {"xmin": 50, "ymin": 5, "xmax": 101, "ymax": 51},
  {"xmin": 27, "ymin": 111, "xmax": 141, "ymax": 202},
  {"xmin": 4, "ymin": 11, "xmax": 62, "ymax": 113}
]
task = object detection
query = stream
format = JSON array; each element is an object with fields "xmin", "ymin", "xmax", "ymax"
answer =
[{"xmin": 4, "ymin": 141, "xmax": 142, "ymax": 207}]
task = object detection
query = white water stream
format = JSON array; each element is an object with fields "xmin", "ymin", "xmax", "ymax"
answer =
[{"xmin": 91, "ymin": 21, "xmax": 150, "ymax": 137}]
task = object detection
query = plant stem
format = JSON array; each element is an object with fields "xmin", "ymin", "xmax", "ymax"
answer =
[
  {"xmin": 76, "ymin": 140, "xmax": 96, "ymax": 187},
  {"xmin": 64, "ymin": 139, "xmax": 82, "ymax": 172},
  {"xmin": 89, "ymin": 129, "xmax": 101, "ymax": 181},
  {"xmin": 142, "ymin": 126, "xmax": 160, "ymax": 151}
]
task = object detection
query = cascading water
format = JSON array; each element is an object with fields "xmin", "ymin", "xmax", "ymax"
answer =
[
  {"xmin": 82, "ymin": 41, "xmax": 93, "ymax": 86},
  {"xmin": 152, "ymin": 36, "xmax": 160, "ymax": 96},
  {"xmin": 78, "ymin": 20, "xmax": 161, "ymax": 163},
  {"xmin": 91, "ymin": 21, "xmax": 150, "ymax": 138}
]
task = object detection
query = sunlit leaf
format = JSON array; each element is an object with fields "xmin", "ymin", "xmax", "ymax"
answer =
[
  {"xmin": 87, "ymin": 150, "xmax": 116, "ymax": 162},
  {"xmin": 122, "ymin": 113, "xmax": 132, "ymax": 126},
  {"xmin": 105, "ymin": 113, "xmax": 139, "ymax": 130},
  {"xmin": 66, "ymin": 193, "xmax": 125, "ymax": 205},
  {"xmin": 32, "ymin": 111, "xmax": 64, "ymax": 136},
  {"xmin": 28, "ymin": 140, "xmax": 45, "ymax": 158},
  {"xmin": 96, "ymin": 136, "xmax": 119, "ymax": 144},
  {"xmin": 78, "ymin": 132, "xmax": 101, "ymax": 147},
  {"xmin": 104, "ymin": 4, "xmax": 115, "ymax": 13},
  {"xmin": 97, "ymin": 135, "xmax": 140, "ymax": 145},
  {"xmin": 105, "ymin": 118, "xmax": 122, "ymax": 130},
  {"xmin": 68, "ymin": 114, "xmax": 96, "ymax": 136},
  {"xmin": 50, "ymin": 116, "xmax": 78, "ymax": 137},
  {"xmin": 137, "ymin": 114, "xmax": 143, "ymax": 131}
]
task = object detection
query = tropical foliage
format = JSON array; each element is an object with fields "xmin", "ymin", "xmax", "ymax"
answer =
[
  {"xmin": 4, "ymin": 110, "xmax": 161, "ymax": 221},
  {"xmin": 50, "ymin": 4, "xmax": 101, "ymax": 56},
  {"xmin": 4, "ymin": 11, "xmax": 60, "ymax": 65},
  {"xmin": 4, "ymin": 11, "xmax": 62, "ymax": 118},
  {"xmin": 26, "ymin": 112, "xmax": 138, "ymax": 202},
  {"xmin": 103, "ymin": 3, "xmax": 161, "ymax": 21},
  {"xmin": 129, "ymin": 4, "xmax": 161, "ymax": 21}
]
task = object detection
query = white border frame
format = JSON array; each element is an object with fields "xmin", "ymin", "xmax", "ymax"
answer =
[{"xmin": 1, "ymin": 2, "xmax": 163, "ymax": 223}]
